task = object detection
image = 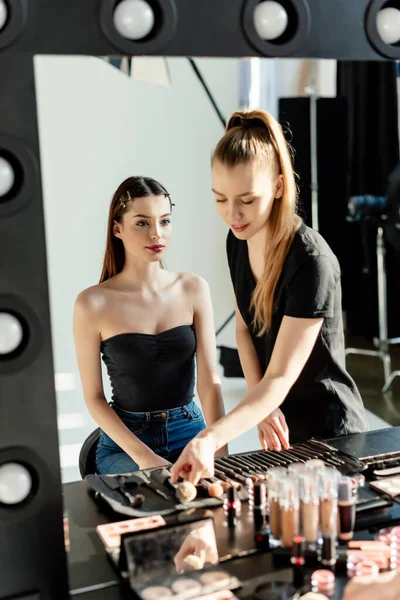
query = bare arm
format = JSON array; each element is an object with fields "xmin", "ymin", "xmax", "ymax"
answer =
[
  {"xmin": 73, "ymin": 292, "xmax": 168, "ymax": 469},
  {"xmin": 234, "ymin": 297, "xmax": 263, "ymax": 390},
  {"xmin": 235, "ymin": 297, "xmax": 289, "ymax": 451},
  {"xmin": 207, "ymin": 315, "xmax": 323, "ymax": 449},
  {"xmin": 191, "ymin": 276, "xmax": 227, "ymax": 456},
  {"xmin": 171, "ymin": 315, "xmax": 323, "ymax": 483}
]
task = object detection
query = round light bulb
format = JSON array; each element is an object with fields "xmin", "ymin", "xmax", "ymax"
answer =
[
  {"xmin": 0, "ymin": 0, "xmax": 8, "ymax": 32},
  {"xmin": 0, "ymin": 156, "xmax": 15, "ymax": 197},
  {"xmin": 0, "ymin": 312, "xmax": 23, "ymax": 355},
  {"xmin": 376, "ymin": 7, "xmax": 400, "ymax": 45},
  {"xmin": 254, "ymin": 1, "xmax": 289, "ymax": 41},
  {"xmin": 113, "ymin": 0, "xmax": 155, "ymax": 40},
  {"xmin": 0, "ymin": 463, "xmax": 32, "ymax": 505}
]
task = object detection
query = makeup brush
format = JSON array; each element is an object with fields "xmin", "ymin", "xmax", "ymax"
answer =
[
  {"xmin": 210, "ymin": 476, "xmax": 231, "ymax": 492},
  {"xmin": 138, "ymin": 472, "xmax": 170, "ymax": 501},
  {"xmin": 100, "ymin": 476, "xmax": 145, "ymax": 508},
  {"xmin": 214, "ymin": 462, "xmax": 247, "ymax": 484},
  {"xmin": 176, "ymin": 481, "xmax": 198, "ymax": 503},
  {"xmin": 227, "ymin": 455, "xmax": 267, "ymax": 480},
  {"xmin": 219, "ymin": 457, "xmax": 259, "ymax": 482},
  {"xmin": 214, "ymin": 468, "xmax": 242, "ymax": 490},
  {"xmin": 198, "ymin": 479, "xmax": 224, "ymax": 498},
  {"xmin": 182, "ymin": 554, "xmax": 204, "ymax": 571}
]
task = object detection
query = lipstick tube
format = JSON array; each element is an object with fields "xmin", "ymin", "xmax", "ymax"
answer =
[
  {"xmin": 253, "ymin": 481, "xmax": 267, "ymax": 531},
  {"xmin": 226, "ymin": 486, "xmax": 238, "ymax": 528},
  {"xmin": 291, "ymin": 534, "xmax": 305, "ymax": 588}
]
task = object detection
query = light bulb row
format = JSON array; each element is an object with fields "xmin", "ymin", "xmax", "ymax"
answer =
[
  {"xmin": 0, "ymin": 0, "xmax": 397, "ymax": 48},
  {"xmin": 112, "ymin": 0, "xmax": 400, "ymax": 46}
]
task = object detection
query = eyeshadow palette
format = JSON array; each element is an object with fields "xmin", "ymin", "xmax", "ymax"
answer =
[
  {"xmin": 369, "ymin": 476, "xmax": 400, "ymax": 499},
  {"xmin": 96, "ymin": 514, "xmax": 166, "ymax": 549},
  {"xmin": 130, "ymin": 568, "xmax": 241, "ymax": 600}
]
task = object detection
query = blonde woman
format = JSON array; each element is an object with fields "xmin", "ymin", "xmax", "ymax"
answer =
[{"xmin": 171, "ymin": 110, "xmax": 367, "ymax": 484}]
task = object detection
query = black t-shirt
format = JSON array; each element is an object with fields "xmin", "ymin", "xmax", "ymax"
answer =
[{"xmin": 227, "ymin": 222, "xmax": 368, "ymax": 439}]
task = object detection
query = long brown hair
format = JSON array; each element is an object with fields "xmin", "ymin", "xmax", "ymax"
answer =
[
  {"xmin": 99, "ymin": 176, "xmax": 172, "ymax": 283},
  {"xmin": 212, "ymin": 109, "xmax": 301, "ymax": 335}
]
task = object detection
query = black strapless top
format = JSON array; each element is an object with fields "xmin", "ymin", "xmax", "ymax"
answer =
[{"xmin": 101, "ymin": 325, "xmax": 196, "ymax": 412}]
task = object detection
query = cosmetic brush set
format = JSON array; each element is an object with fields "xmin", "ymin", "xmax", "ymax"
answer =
[
  {"xmin": 86, "ymin": 467, "xmax": 225, "ymax": 517},
  {"xmin": 86, "ymin": 438, "xmax": 365, "ymax": 518}
]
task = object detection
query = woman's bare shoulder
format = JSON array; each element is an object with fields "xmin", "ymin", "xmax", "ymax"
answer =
[
  {"xmin": 178, "ymin": 272, "xmax": 210, "ymax": 296},
  {"xmin": 74, "ymin": 282, "xmax": 114, "ymax": 315}
]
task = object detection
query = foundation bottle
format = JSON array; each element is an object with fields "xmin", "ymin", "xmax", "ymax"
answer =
[
  {"xmin": 266, "ymin": 467, "xmax": 287, "ymax": 545},
  {"xmin": 279, "ymin": 476, "xmax": 300, "ymax": 548},
  {"xmin": 300, "ymin": 472, "xmax": 320, "ymax": 545},
  {"xmin": 319, "ymin": 468, "xmax": 340, "ymax": 567}
]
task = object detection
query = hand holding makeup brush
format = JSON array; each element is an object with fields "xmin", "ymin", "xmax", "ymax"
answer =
[
  {"xmin": 174, "ymin": 525, "xmax": 219, "ymax": 573},
  {"xmin": 170, "ymin": 432, "xmax": 217, "ymax": 485},
  {"xmin": 258, "ymin": 408, "xmax": 290, "ymax": 452}
]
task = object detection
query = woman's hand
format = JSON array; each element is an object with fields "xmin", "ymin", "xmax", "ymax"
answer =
[
  {"xmin": 215, "ymin": 444, "xmax": 229, "ymax": 458},
  {"xmin": 170, "ymin": 432, "xmax": 217, "ymax": 485},
  {"xmin": 174, "ymin": 526, "xmax": 218, "ymax": 573},
  {"xmin": 258, "ymin": 408, "xmax": 289, "ymax": 451}
]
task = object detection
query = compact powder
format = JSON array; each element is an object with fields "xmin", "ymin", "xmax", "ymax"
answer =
[
  {"xmin": 171, "ymin": 578, "xmax": 202, "ymax": 594},
  {"xmin": 200, "ymin": 571, "xmax": 231, "ymax": 588},
  {"xmin": 311, "ymin": 569, "xmax": 335, "ymax": 595},
  {"xmin": 191, "ymin": 592, "xmax": 237, "ymax": 600},
  {"xmin": 141, "ymin": 585, "xmax": 173, "ymax": 599}
]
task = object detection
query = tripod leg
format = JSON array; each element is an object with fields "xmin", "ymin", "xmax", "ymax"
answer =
[
  {"xmin": 377, "ymin": 227, "xmax": 392, "ymax": 382},
  {"xmin": 383, "ymin": 371, "xmax": 400, "ymax": 393}
]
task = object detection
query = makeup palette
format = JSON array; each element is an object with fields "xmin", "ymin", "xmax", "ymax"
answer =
[
  {"xmin": 190, "ymin": 591, "xmax": 240, "ymax": 600},
  {"xmin": 96, "ymin": 514, "xmax": 166, "ymax": 549},
  {"xmin": 369, "ymin": 475, "xmax": 400, "ymax": 498},
  {"xmin": 114, "ymin": 516, "xmax": 239, "ymax": 599},
  {"xmin": 131, "ymin": 568, "xmax": 240, "ymax": 600}
]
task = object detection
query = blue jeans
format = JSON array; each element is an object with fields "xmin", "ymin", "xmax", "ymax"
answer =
[{"xmin": 95, "ymin": 400, "xmax": 206, "ymax": 475}]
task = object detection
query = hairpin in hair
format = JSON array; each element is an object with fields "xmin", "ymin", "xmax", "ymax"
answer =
[
  {"xmin": 119, "ymin": 190, "xmax": 132, "ymax": 210},
  {"xmin": 164, "ymin": 192, "xmax": 175, "ymax": 208}
]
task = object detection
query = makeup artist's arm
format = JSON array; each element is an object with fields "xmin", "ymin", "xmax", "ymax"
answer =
[
  {"xmin": 189, "ymin": 275, "xmax": 228, "ymax": 457},
  {"xmin": 234, "ymin": 297, "xmax": 289, "ymax": 452},
  {"xmin": 73, "ymin": 292, "xmax": 170, "ymax": 469},
  {"xmin": 171, "ymin": 315, "xmax": 323, "ymax": 483},
  {"xmin": 234, "ymin": 297, "xmax": 263, "ymax": 389}
]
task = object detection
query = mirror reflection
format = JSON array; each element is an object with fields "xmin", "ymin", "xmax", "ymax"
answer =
[{"xmin": 33, "ymin": 56, "xmax": 400, "ymax": 484}]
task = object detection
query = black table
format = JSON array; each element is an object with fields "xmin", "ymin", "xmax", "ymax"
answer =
[{"xmin": 64, "ymin": 427, "xmax": 400, "ymax": 598}]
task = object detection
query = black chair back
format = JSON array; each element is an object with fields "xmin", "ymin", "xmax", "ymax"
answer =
[{"xmin": 78, "ymin": 428, "xmax": 100, "ymax": 479}]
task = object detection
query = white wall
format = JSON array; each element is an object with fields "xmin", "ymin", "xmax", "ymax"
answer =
[
  {"xmin": 278, "ymin": 59, "xmax": 337, "ymax": 98},
  {"xmin": 34, "ymin": 57, "xmax": 341, "ymax": 483},
  {"xmin": 34, "ymin": 56, "xmax": 239, "ymax": 481}
]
